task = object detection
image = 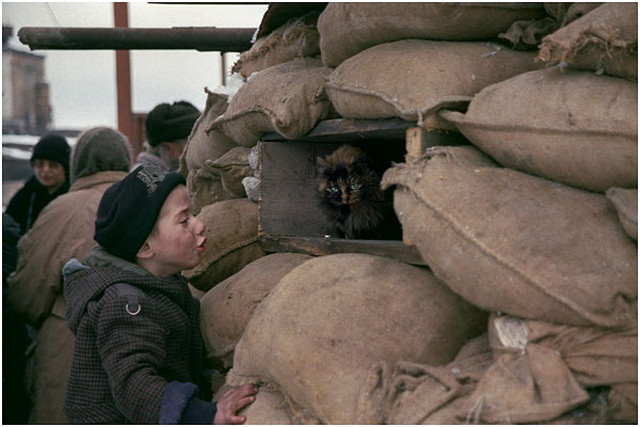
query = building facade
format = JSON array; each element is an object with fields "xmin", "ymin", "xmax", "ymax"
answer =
[{"xmin": 3, "ymin": 25, "xmax": 51, "ymax": 135}]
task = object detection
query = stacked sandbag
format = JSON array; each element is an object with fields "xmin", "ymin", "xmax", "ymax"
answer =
[
  {"xmin": 186, "ymin": 5, "xmax": 637, "ymax": 424},
  {"xmin": 237, "ymin": 388, "xmax": 294, "ymax": 424},
  {"xmin": 227, "ymin": 254, "xmax": 488, "ymax": 424},
  {"xmin": 440, "ymin": 67, "xmax": 637, "ymax": 192},
  {"xmin": 498, "ymin": 2, "xmax": 603, "ymax": 50},
  {"xmin": 381, "ymin": 145, "xmax": 638, "ymax": 423},
  {"xmin": 325, "ymin": 39, "xmax": 543, "ymax": 130},
  {"xmin": 537, "ymin": 2, "xmax": 638, "ymax": 80},
  {"xmin": 205, "ymin": 146, "xmax": 253, "ymax": 199},
  {"xmin": 199, "ymin": 253, "xmax": 312, "ymax": 369},
  {"xmin": 179, "ymin": 89, "xmax": 236, "ymax": 175},
  {"xmin": 478, "ymin": 314, "xmax": 638, "ymax": 424},
  {"xmin": 231, "ymin": 12, "xmax": 321, "ymax": 80},
  {"xmin": 316, "ymin": 3, "xmax": 547, "ymax": 67},
  {"xmin": 183, "ymin": 198, "xmax": 266, "ymax": 291},
  {"xmin": 381, "ymin": 146, "xmax": 637, "ymax": 329},
  {"xmin": 208, "ymin": 57, "xmax": 336, "ymax": 147},
  {"xmin": 381, "ymin": 314, "xmax": 637, "ymax": 424},
  {"xmin": 382, "ymin": 334, "xmax": 495, "ymax": 424},
  {"xmin": 179, "ymin": 88, "xmax": 243, "ymax": 214},
  {"xmin": 606, "ymin": 187, "xmax": 638, "ymax": 240}
]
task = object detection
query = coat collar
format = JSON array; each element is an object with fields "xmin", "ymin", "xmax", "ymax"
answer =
[{"xmin": 69, "ymin": 170, "xmax": 128, "ymax": 192}]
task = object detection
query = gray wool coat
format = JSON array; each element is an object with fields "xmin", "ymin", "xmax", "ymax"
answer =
[{"xmin": 63, "ymin": 246, "xmax": 213, "ymax": 424}]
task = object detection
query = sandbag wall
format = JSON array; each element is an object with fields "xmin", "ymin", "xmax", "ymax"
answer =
[{"xmin": 180, "ymin": 2, "xmax": 637, "ymax": 424}]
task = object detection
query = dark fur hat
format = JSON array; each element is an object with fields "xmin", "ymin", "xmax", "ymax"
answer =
[
  {"xmin": 145, "ymin": 101, "xmax": 200, "ymax": 147},
  {"xmin": 94, "ymin": 165, "xmax": 186, "ymax": 260}
]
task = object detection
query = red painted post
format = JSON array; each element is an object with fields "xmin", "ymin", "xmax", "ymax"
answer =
[{"xmin": 113, "ymin": 3, "xmax": 136, "ymax": 155}]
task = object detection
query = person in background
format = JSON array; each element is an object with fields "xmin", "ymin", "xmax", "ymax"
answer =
[
  {"xmin": 62, "ymin": 164, "xmax": 257, "ymax": 424},
  {"xmin": 144, "ymin": 100, "xmax": 200, "ymax": 171},
  {"xmin": 134, "ymin": 140, "xmax": 170, "ymax": 170},
  {"xmin": 5, "ymin": 134, "xmax": 71, "ymax": 234},
  {"xmin": 2, "ymin": 213, "xmax": 32, "ymax": 424},
  {"xmin": 7, "ymin": 127, "xmax": 132, "ymax": 423}
]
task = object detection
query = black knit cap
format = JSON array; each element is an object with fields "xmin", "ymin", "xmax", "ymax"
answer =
[
  {"xmin": 94, "ymin": 164, "xmax": 186, "ymax": 261},
  {"xmin": 145, "ymin": 101, "xmax": 200, "ymax": 147},
  {"xmin": 31, "ymin": 134, "xmax": 71, "ymax": 172}
]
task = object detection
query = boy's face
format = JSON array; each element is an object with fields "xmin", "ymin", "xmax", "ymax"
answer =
[{"xmin": 143, "ymin": 185, "xmax": 206, "ymax": 277}]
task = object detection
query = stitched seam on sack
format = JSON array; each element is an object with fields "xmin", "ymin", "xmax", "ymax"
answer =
[
  {"xmin": 206, "ymin": 106, "xmax": 311, "ymax": 139},
  {"xmin": 326, "ymin": 80, "xmax": 425, "ymax": 118},
  {"xmin": 452, "ymin": 118, "xmax": 636, "ymax": 138},
  {"xmin": 205, "ymin": 108, "xmax": 280, "ymax": 136}
]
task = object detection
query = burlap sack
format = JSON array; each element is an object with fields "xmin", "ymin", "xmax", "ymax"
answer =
[
  {"xmin": 381, "ymin": 146, "xmax": 638, "ymax": 328},
  {"xmin": 498, "ymin": 2, "xmax": 603, "ymax": 50},
  {"xmin": 469, "ymin": 339, "xmax": 590, "ymax": 423},
  {"xmin": 384, "ymin": 314, "xmax": 638, "ymax": 424},
  {"xmin": 317, "ymin": 2, "xmax": 546, "ymax": 67},
  {"xmin": 206, "ymin": 146, "xmax": 253, "ymax": 198},
  {"xmin": 480, "ymin": 314, "xmax": 638, "ymax": 424},
  {"xmin": 232, "ymin": 12, "xmax": 320, "ymax": 80},
  {"xmin": 237, "ymin": 388, "xmax": 293, "ymax": 425},
  {"xmin": 186, "ymin": 166, "xmax": 233, "ymax": 216},
  {"xmin": 178, "ymin": 88, "xmax": 236, "ymax": 176},
  {"xmin": 544, "ymin": 2, "xmax": 606, "ymax": 27},
  {"xmin": 183, "ymin": 199, "xmax": 266, "ymax": 291},
  {"xmin": 199, "ymin": 253, "xmax": 313, "ymax": 369},
  {"xmin": 325, "ymin": 39, "xmax": 542, "ymax": 130},
  {"xmin": 538, "ymin": 2, "xmax": 638, "ymax": 79},
  {"xmin": 383, "ymin": 334, "xmax": 494, "ymax": 425},
  {"xmin": 440, "ymin": 68, "xmax": 638, "ymax": 192},
  {"xmin": 606, "ymin": 187, "xmax": 638, "ymax": 241},
  {"xmin": 208, "ymin": 58, "xmax": 335, "ymax": 147},
  {"xmin": 226, "ymin": 253, "xmax": 488, "ymax": 424}
]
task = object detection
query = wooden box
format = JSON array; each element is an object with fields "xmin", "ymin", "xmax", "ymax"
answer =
[{"xmin": 257, "ymin": 118, "xmax": 468, "ymax": 265}]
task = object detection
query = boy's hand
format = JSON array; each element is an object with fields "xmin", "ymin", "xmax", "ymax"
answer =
[{"xmin": 213, "ymin": 383, "xmax": 258, "ymax": 424}]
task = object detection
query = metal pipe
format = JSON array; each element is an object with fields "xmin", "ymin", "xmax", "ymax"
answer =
[{"xmin": 17, "ymin": 27, "xmax": 255, "ymax": 52}]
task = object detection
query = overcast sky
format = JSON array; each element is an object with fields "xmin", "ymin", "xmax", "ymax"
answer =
[{"xmin": 2, "ymin": 1, "xmax": 268, "ymax": 130}]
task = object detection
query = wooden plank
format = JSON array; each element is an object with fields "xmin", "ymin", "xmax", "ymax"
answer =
[
  {"xmin": 259, "ymin": 141, "xmax": 341, "ymax": 236},
  {"xmin": 261, "ymin": 118, "xmax": 417, "ymax": 143},
  {"xmin": 405, "ymin": 127, "xmax": 470, "ymax": 161},
  {"xmin": 260, "ymin": 235, "xmax": 428, "ymax": 267}
]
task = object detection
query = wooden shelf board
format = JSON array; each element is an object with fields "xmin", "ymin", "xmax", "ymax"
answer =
[
  {"xmin": 261, "ymin": 118, "xmax": 417, "ymax": 143},
  {"xmin": 259, "ymin": 235, "xmax": 428, "ymax": 267}
]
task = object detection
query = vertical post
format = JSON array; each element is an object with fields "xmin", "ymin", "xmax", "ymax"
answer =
[
  {"xmin": 113, "ymin": 3, "xmax": 134, "ymax": 153},
  {"xmin": 220, "ymin": 52, "xmax": 226, "ymax": 86},
  {"xmin": 405, "ymin": 127, "xmax": 428, "ymax": 162}
]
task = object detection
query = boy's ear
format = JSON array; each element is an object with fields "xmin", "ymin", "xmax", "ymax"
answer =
[{"xmin": 136, "ymin": 241, "xmax": 154, "ymax": 260}]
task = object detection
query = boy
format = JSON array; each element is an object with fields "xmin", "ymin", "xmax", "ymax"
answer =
[{"xmin": 63, "ymin": 165, "xmax": 257, "ymax": 424}]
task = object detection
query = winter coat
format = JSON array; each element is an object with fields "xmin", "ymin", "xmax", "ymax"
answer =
[
  {"xmin": 6, "ymin": 170, "xmax": 128, "ymax": 423},
  {"xmin": 8, "ymin": 171, "xmax": 128, "ymax": 326},
  {"xmin": 2, "ymin": 213, "xmax": 31, "ymax": 424},
  {"xmin": 63, "ymin": 245, "xmax": 215, "ymax": 424},
  {"xmin": 5, "ymin": 174, "xmax": 70, "ymax": 234}
]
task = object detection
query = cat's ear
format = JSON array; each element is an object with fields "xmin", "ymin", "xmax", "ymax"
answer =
[{"xmin": 316, "ymin": 155, "xmax": 330, "ymax": 169}]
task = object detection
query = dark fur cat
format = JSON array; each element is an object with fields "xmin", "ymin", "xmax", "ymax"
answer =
[{"xmin": 316, "ymin": 145, "xmax": 401, "ymax": 240}]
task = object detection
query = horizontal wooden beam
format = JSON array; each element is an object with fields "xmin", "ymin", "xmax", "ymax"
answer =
[
  {"xmin": 261, "ymin": 118, "xmax": 417, "ymax": 143},
  {"xmin": 260, "ymin": 235, "xmax": 428, "ymax": 267},
  {"xmin": 17, "ymin": 27, "xmax": 255, "ymax": 52}
]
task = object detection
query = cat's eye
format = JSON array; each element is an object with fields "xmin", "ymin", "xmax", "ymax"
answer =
[
  {"xmin": 350, "ymin": 183, "xmax": 359, "ymax": 190},
  {"xmin": 328, "ymin": 187, "xmax": 339, "ymax": 193}
]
